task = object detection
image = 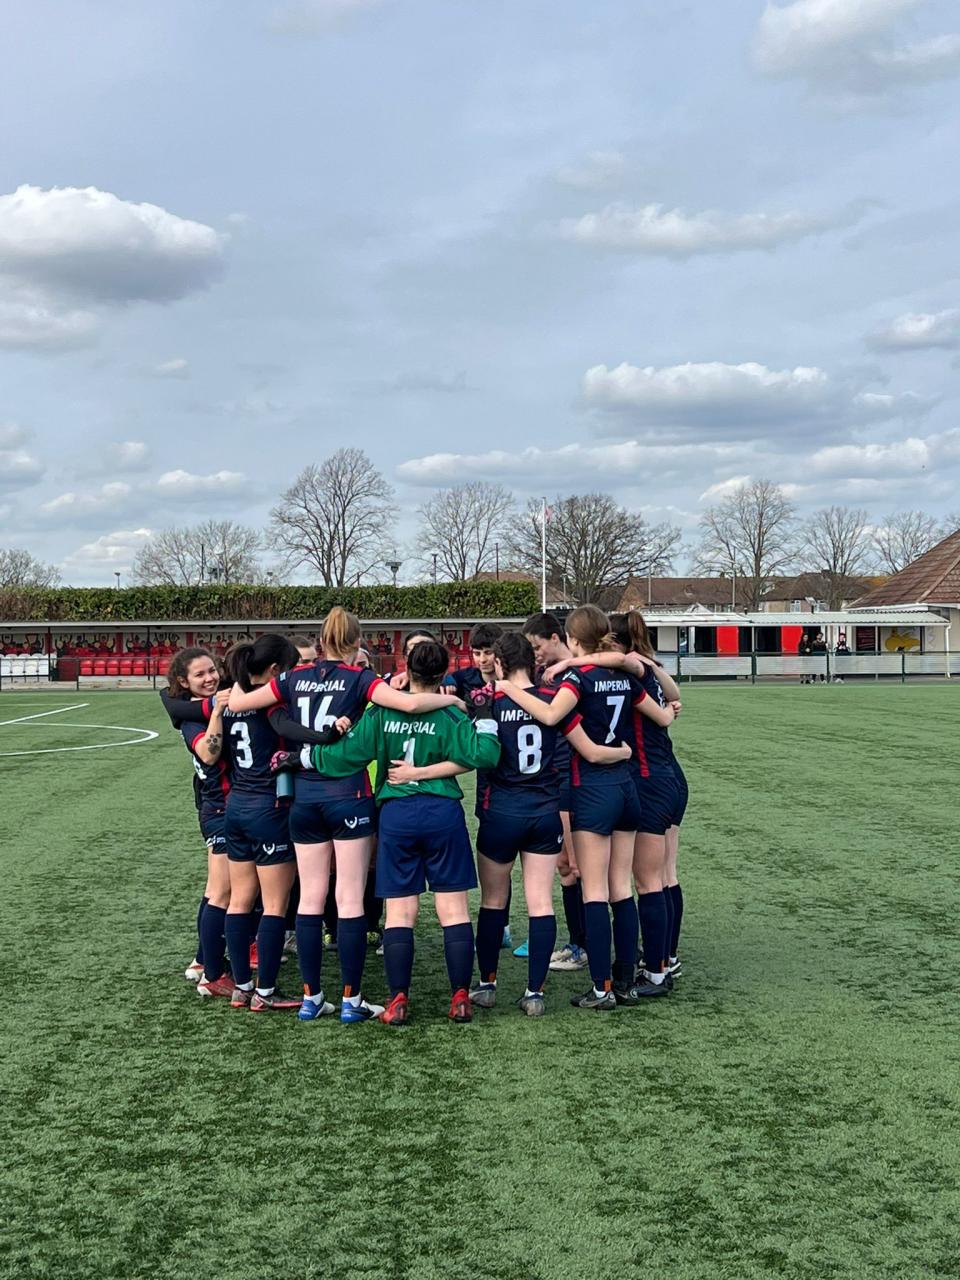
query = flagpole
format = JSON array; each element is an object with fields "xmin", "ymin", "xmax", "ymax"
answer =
[{"xmin": 540, "ymin": 497, "xmax": 547, "ymax": 611}]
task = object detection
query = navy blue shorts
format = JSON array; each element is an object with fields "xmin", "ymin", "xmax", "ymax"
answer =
[
  {"xmin": 225, "ymin": 795, "xmax": 294, "ymax": 865},
  {"xmin": 477, "ymin": 808, "xmax": 564, "ymax": 863},
  {"xmin": 376, "ymin": 795, "xmax": 477, "ymax": 898},
  {"xmin": 558, "ymin": 785, "xmax": 573, "ymax": 815},
  {"xmin": 199, "ymin": 805, "xmax": 226, "ymax": 851},
  {"xmin": 289, "ymin": 796, "xmax": 377, "ymax": 844},
  {"xmin": 570, "ymin": 777, "xmax": 642, "ymax": 837},
  {"xmin": 634, "ymin": 772, "xmax": 682, "ymax": 836},
  {"xmin": 672, "ymin": 760, "xmax": 688, "ymax": 826}
]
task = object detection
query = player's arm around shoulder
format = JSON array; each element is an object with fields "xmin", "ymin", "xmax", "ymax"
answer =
[
  {"xmin": 311, "ymin": 704, "xmax": 382, "ymax": 775},
  {"xmin": 442, "ymin": 703, "xmax": 501, "ymax": 771}
]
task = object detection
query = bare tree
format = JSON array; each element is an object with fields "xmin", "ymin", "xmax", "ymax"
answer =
[
  {"xmin": 939, "ymin": 512, "xmax": 960, "ymax": 540},
  {"xmin": 133, "ymin": 521, "xmax": 262, "ymax": 585},
  {"xmin": 417, "ymin": 482, "xmax": 514, "ymax": 581},
  {"xmin": 693, "ymin": 479, "xmax": 797, "ymax": 609},
  {"xmin": 506, "ymin": 493, "xmax": 680, "ymax": 606},
  {"xmin": 270, "ymin": 449, "xmax": 397, "ymax": 586},
  {"xmin": 0, "ymin": 547, "xmax": 60, "ymax": 588},
  {"xmin": 800, "ymin": 506, "xmax": 873, "ymax": 609},
  {"xmin": 873, "ymin": 511, "xmax": 942, "ymax": 574}
]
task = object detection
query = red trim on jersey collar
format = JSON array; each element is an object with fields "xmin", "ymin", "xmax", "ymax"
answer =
[
  {"xmin": 579, "ymin": 664, "xmax": 597, "ymax": 673},
  {"xmin": 268, "ymin": 676, "xmax": 282, "ymax": 702}
]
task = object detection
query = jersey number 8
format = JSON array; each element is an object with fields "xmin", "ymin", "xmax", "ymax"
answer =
[{"xmin": 517, "ymin": 724, "xmax": 543, "ymax": 775}]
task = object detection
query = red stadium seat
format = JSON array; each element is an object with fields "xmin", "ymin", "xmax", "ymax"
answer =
[
  {"xmin": 93, "ymin": 661, "xmax": 107, "ymax": 676},
  {"xmin": 119, "ymin": 659, "xmax": 133, "ymax": 675},
  {"xmin": 157, "ymin": 658, "xmax": 170, "ymax": 675},
  {"xmin": 80, "ymin": 660, "xmax": 94, "ymax": 676},
  {"xmin": 132, "ymin": 660, "xmax": 147, "ymax": 675}
]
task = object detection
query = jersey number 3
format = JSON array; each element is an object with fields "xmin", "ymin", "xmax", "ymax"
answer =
[{"xmin": 230, "ymin": 720, "xmax": 254, "ymax": 769}]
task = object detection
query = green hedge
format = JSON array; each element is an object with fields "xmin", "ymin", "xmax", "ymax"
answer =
[{"xmin": 0, "ymin": 581, "xmax": 540, "ymax": 624}]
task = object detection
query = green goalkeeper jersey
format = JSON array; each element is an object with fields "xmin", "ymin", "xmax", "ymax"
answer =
[{"xmin": 311, "ymin": 703, "xmax": 500, "ymax": 805}]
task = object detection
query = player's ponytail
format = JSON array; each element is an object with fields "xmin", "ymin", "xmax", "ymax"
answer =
[
  {"xmin": 225, "ymin": 634, "xmax": 299, "ymax": 691},
  {"xmin": 167, "ymin": 647, "xmax": 214, "ymax": 698},
  {"xmin": 565, "ymin": 605, "xmax": 615, "ymax": 655},
  {"xmin": 322, "ymin": 606, "xmax": 361, "ymax": 662}
]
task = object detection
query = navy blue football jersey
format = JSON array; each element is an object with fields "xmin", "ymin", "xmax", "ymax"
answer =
[
  {"xmin": 442, "ymin": 665, "xmax": 490, "ymax": 698},
  {"xmin": 181, "ymin": 720, "xmax": 231, "ymax": 808},
  {"xmin": 483, "ymin": 687, "xmax": 566, "ymax": 815},
  {"xmin": 271, "ymin": 660, "xmax": 381, "ymax": 799},
  {"xmin": 221, "ymin": 707, "xmax": 283, "ymax": 796},
  {"xmin": 535, "ymin": 666, "xmax": 571, "ymax": 789},
  {"xmin": 630, "ymin": 666, "xmax": 674, "ymax": 777},
  {"xmin": 558, "ymin": 666, "xmax": 644, "ymax": 785}
]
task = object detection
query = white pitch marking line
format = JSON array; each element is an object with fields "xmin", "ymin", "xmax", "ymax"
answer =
[
  {"xmin": 0, "ymin": 721, "xmax": 159, "ymax": 757},
  {"xmin": 0, "ymin": 702, "xmax": 89, "ymax": 727}
]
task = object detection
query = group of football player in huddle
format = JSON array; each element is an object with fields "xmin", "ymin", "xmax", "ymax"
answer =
[{"xmin": 163, "ymin": 603, "xmax": 687, "ymax": 1027}]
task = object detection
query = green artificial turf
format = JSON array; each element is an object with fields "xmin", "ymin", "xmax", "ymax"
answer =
[{"xmin": 2, "ymin": 684, "xmax": 960, "ymax": 1280}]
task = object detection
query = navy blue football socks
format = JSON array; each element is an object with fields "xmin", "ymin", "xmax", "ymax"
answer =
[
  {"xmin": 527, "ymin": 914, "xmax": 556, "ymax": 993},
  {"xmin": 476, "ymin": 905, "xmax": 507, "ymax": 984},
  {"xmin": 637, "ymin": 890, "xmax": 668, "ymax": 976},
  {"xmin": 225, "ymin": 911, "xmax": 254, "ymax": 987},
  {"xmin": 383, "ymin": 926, "xmax": 414, "ymax": 996},
  {"xmin": 582, "ymin": 900, "xmax": 612, "ymax": 989},
  {"xmin": 337, "ymin": 915, "xmax": 367, "ymax": 997},
  {"xmin": 200, "ymin": 904, "xmax": 227, "ymax": 981},
  {"xmin": 295, "ymin": 912, "xmax": 325, "ymax": 993},
  {"xmin": 611, "ymin": 896, "xmax": 639, "ymax": 983},
  {"xmin": 662, "ymin": 889, "xmax": 675, "ymax": 968},
  {"xmin": 195, "ymin": 895, "xmax": 209, "ymax": 965},
  {"xmin": 443, "ymin": 921, "xmax": 475, "ymax": 992},
  {"xmin": 561, "ymin": 880, "xmax": 586, "ymax": 948},
  {"xmin": 669, "ymin": 882, "xmax": 683, "ymax": 956},
  {"xmin": 255, "ymin": 914, "xmax": 287, "ymax": 992}
]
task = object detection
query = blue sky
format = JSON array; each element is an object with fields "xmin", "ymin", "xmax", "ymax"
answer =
[{"xmin": 1, "ymin": 0, "xmax": 958, "ymax": 584}]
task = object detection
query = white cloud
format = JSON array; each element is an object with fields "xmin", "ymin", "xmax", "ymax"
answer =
[
  {"xmin": 809, "ymin": 428, "xmax": 960, "ymax": 478},
  {"xmin": 699, "ymin": 475, "xmax": 753, "ymax": 502},
  {"xmin": 398, "ymin": 439, "xmax": 753, "ymax": 486},
  {"xmin": 557, "ymin": 202, "xmax": 863, "ymax": 256},
  {"xmin": 154, "ymin": 469, "xmax": 247, "ymax": 497},
  {"xmin": 0, "ymin": 446, "xmax": 44, "ymax": 489},
  {"xmin": 0, "ymin": 186, "xmax": 225, "ymax": 354},
  {"xmin": 0, "ymin": 185, "xmax": 226, "ymax": 304},
  {"xmin": 867, "ymin": 308, "xmax": 960, "ymax": 351},
  {"xmin": 582, "ymin": 360, "xmax": 928, "ymax": 433},
  {"xmin": 39, "ymin": 468, "xmax": 249, "ymax": 528},
  {"xmin": 0, "ymin": 291, "xmax": 99, "ymax": 352},
  {"xmin": 153, "ymin": 357, "xmax": 190, "ymax": 378},
  {"xmin": 753, "ymin": 0, "xmax": 960, "ymax": 95},
  {"xmin": 872, "ymin": 33, "xmax": 960, "ymax": 80},
  {"xmin": 41, "ymin": 481, "xmax": 134, "ymax": 517},
  {"xmin": 109, "ymin": 441, "xmax": 152, "ymax": 472},
  {"xmin": 61, "ymin": 528, "xmax": 153, "ymax": 576},
  {"xmin": 556, "ymin": 150, "xmax": 626, "ymax": 191},
  {"xmin": 0, "ymin": 423, "xmax": 44, "ymax": 488},
  {"xmin": 0, "ymin": 423, "xmax": 29, "ymax": 449},
  {"xmin": 272, "ymin": 0, "xmax": 385, "ymax": 35}
]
